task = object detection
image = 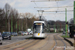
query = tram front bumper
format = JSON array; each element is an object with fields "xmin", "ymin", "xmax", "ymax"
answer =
[{"xmin": 33, "ymin": 33, "xmax": 47, "ymax": 38}]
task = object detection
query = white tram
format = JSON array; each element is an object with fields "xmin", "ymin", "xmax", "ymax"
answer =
[{"xmin": 33, "ymin": 21, "xmax": 47, "ymax": 38}]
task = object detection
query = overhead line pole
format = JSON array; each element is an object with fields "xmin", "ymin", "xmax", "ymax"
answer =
[
  {"xmin": 74, "ymin": 0, "xmax": 75, "ymax": 47},
  {"xmin": 74, "ymin": 1, "xmax": 75, "ymax": 24},
  {"xmin": 65, "ymin": 8, "xmax": 68, "ymax": 36}
]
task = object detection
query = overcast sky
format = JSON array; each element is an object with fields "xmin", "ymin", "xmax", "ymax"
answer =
[{"xmin": 0, "ymin": 0, "xmax": 74, "ymax": 21}]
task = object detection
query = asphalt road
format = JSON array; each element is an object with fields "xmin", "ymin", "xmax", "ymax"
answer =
[
  {"xmin": 0, "ymin": 33, "xmax": 56, "ymax": 50},
  {"xmin": 0, "ymin": 33, "xmax": 73, "ymax": 50},
  {"xmin": 0, "ymin": 35, "xmax": 32, "ymax": 46}
]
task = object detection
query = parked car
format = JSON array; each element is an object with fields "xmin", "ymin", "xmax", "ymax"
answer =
[
  {"xmin": 2, "ymin": 32, "xmax": 11, "ymax": 40},
  {"xmin": 29, "ymin": 31, "xmax": 33, "ymax": 35},
  {"xmin": 0, "ymin": 32, "xmax": 2, "ymax": 45},
  {"xmin": 11, "ymin": 32, "xmax": 18, "ymax": 36},
  {"xmin": 21, "ymin": 32, "xmax": 28, "ymax": 36},
  {"xmin": 18, "ymin": 31, "xmax": 24, "ymax": 35}
]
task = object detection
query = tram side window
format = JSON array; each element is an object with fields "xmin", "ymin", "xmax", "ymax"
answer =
[{"xmin": 42, "ymin": 24, "xmax": 44, "ymax": 33}]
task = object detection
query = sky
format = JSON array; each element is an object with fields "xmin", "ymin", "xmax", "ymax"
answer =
[{"xmin": 0, "ymin": 0, "xmax": 74, "ymax": 21}]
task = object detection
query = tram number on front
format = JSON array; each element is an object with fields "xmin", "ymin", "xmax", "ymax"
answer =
[{"xmin": 38, "ymin": 33, "xmax": 40, "ymax": 36}]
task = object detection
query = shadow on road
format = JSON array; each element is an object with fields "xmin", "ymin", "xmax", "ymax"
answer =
[{"xmin": 25, "ymin": 37, "xmax": 45, "ymax": 40}]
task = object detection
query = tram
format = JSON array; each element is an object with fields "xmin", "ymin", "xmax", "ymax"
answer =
[{"xmin": 33, "ymin": 21, "xmax": 47, "ymax": 38}]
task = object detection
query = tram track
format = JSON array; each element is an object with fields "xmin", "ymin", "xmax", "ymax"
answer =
[
  {"xmin": 0, "ymin": 39, "xmax": 30, "ymax": 50},
  {"xmin": 0, "ymin": 33, "xmax": 69, "ymax": 50},
  {"xmin": 25, "ymin": 34, "xmax": 55, "ymax": 50},
  {"xmin": 38, "ymin": 34, "xmax": 56, "ymax": 50},
  {"xmin": 0, "ymin": 35, "xmax": 49, "ymax": 50},
  {"xmin": 23, "ymin": 34, "xmax": 50, "ymax": 50},
  {"xmin": 0, "ymin": 39, "xmax": 41, "ymax": 50},
  {"xmin": 11, "ymin": 39, "xmax": 42, "ymax": 50},
  {"xmin": 52, "ymin": 34, "xmax": 66, "ymax": 50},
  {"xmin": 23, "ymin": 36, "xmax": 50, "ymax": 50},
  {"xmin": 38, "ymin": 35, "xmax": 50, "ymax": 50},
  {"xmin": 22, "ymin": 40, "xmax": 41, "ymax": 50}
]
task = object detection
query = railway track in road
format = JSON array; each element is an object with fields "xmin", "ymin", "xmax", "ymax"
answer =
[
  {"xmin": 12, "ymin": 39, "xmax": 41, "ymax": 50},
  {"xmin": 0, "ymin": 35, "xmax": 49, "ymax": 50},
  {"xmin": 1, "ymin": 38, "xmax": 41, "ymax": 50},
  {"xmin": 38, "ymin": 35, "xmax": 50, "ymax": 50},
  {"xmin": 52, "ymin": 34, "xmax": 66, "ymax": 50},
  {"xmin": 0, "ymin": 39, "xmax": 30, "ymax": 50},
  {"xmin": 25, "ymin": 34, "xmax": 55, "ymax": 50},
  {"xmin": 12, "ymin": 35, "xmax": 49, "ymax": 50}
]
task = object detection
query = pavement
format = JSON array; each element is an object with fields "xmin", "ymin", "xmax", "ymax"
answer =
[
  {"xmin": 61, "ymin": 34, "xmax": 74, "ymax": 46},
  {"xmin": 65, "ymin": 38, "xmax": 74, "ymax": 44}
]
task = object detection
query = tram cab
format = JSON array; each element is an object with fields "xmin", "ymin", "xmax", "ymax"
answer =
[{"xmin": 33, "ymin": 21, "xmax": 47, "ymax": 38}]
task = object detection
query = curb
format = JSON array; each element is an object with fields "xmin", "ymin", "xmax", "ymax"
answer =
[{"xmin": 64, "ymin": 38, "xmax": 73, "ymax": 46}]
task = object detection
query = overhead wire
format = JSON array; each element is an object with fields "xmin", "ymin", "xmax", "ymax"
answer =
[{"xmin": 33, "ymin": 0, "xmax": 44, "ymax": 19}]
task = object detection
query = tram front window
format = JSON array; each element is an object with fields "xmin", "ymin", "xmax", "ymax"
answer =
[{"xmin": 34, "ymin": 25, "xmax": 44, "ymax": 33}]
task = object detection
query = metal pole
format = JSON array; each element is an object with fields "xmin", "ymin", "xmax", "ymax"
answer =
[
  {"xmin": 8, "ymin": 10, "xmax": 10, "ymax": 32},
  {"xmin": 26, "ymin": 17, "xmax": 28, "ymax": 30},
  {"xmin": 54, "ymin": 24, "xmax": 55, "ymax": 33},
  {"xmin": 6, "ymin": 5, "xmax": 7, "ymax": 31},
  {"xmin": 22, "ymin": 19, "xmax": 23, "ymax": 31},
  {"xmin": 16, "ymin": 14, "xmax": 17, "ymax": 32},
  {"xmin": 74, "ymin": 1, "xmax": 75, "ymax": 24},
  {"xmin": 16, "ymin": 19, "xmax": 17, "ymax": 32},
  {"xmin": 74, "ymin": 1, "xmax": 75, "ymax": 49},
  {"xmin": 6, "ymin": 12, "xmax": 7, "ymax": 31},
  {"xmin": 19, "ymin": 19, "xmax": 20, "ymax": 31},
  {"xmin": 11, "ymin": 15, "xmax": 13, "ymax": 32},
  {"xmin": 65, "ymin": 8, "xmax": 67, "ymax": 36}
]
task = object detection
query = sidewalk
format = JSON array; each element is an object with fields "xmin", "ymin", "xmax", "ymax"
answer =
[
  {"xmin": 61, "ymin": 34, "xmax": 74, "ymax": 46},
  {"xmin": 60, "ymin": 34, "xmax": 74, "ymax": 50},
  {"xmin": 66, "ymin": 38, "xmax": 74, "ymax": 43}
]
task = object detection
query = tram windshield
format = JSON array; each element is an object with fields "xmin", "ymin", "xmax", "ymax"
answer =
[{"xmin": 33, "ymin": 23, "xmax": 44, "ymax": 33}]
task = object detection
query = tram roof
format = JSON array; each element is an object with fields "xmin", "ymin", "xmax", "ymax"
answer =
[{"xmin": 34, "ymin": 21, "xmax": 45, "ymax": 23}]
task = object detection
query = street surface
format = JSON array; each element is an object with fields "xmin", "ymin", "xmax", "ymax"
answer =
[
  {"xmin": 0, "ymin": 35, "xmax": 32, "ymax": 46},
  {"xmin": 0, "ymin": 33, "xmax": 74, "ymax": 50}
]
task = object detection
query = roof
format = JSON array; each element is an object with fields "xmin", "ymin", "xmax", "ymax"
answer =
[{"xmin": 34, "ymin": 21, "xmax": 45, "ymax": 23}]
